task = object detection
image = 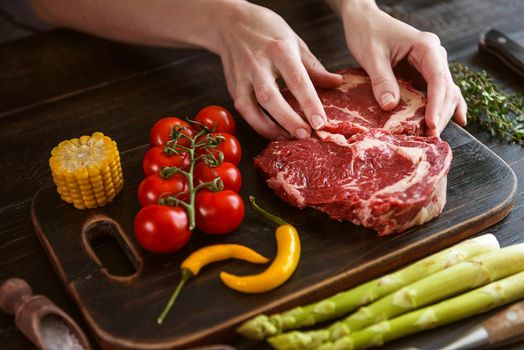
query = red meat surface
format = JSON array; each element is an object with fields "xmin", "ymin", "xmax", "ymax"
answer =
[
  {"xmin": 255, "ymin": 68, "xmax": 452, "ymax": 235},
  {"xmin": 282, "ymin": 68, "xmax": 427, "ymax": 139}
]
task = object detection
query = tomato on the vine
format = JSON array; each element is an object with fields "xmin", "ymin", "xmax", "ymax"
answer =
[
  {"xmin": 197, "ymin": 132, "xmax": 241, "ymax": 166},
  {"xmin": 138, "ymin": 112, "xmax": 244, "ymax": 241},
  {"xmin": 194, "ymin": 161, "xmax": 242, "ymax": 193},
  {"xmin": 194, "ymin": 105, "xmax": 236, "ymax": 134},
  {"xmin": 138, "ymin": 173, "xmax": 188, "ymax": 207},
  {"xmin": 142, "ymin": 146, "xmax": 190, "ymax": 176},
  {"xmin": 150, "ymin": 117, "xmax": 194, "ymax": 147},
  {"xmin": 134, "ymin": 205, "xmax": 191, "ymax": 253},
  {"xmin": 195, "ymin": 190, "xmax": 244, "ymax": 234}
]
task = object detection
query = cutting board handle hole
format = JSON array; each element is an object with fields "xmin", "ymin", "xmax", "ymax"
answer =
[{"xmin": 83, "ymin": 217, "xmax": 142, "ymax": 279}]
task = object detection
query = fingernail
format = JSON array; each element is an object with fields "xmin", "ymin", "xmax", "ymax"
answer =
[
  {"xmin": 380, "ymin": 93, "xmax": 394, "ymax": 108},
  {"xmin": 276, "ymin": 135, "xmax": 287, "ymax": 141},
  {"xmin": 311, "ymin": 115, "xmax": 325, "ymax": 130},
  {"xmin": 296, "ymin": 128, "xmax": 310, "ymax": 139}
]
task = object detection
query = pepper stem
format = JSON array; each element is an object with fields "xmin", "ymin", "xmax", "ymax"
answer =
[
  {"xmin": 249, "ymin": 196, "xmax": 288, "ymax": 226},
  {"xmin": 157, "ymin": 268, "xmax": 193, "ymax": 324}
]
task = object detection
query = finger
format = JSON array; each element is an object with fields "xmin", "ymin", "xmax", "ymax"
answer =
[
  {"xmin": 363, "ymin": 52, "xmax": 401, "ymax": 111},
  {"xmin": 275, "ymin": 53, "xmax": 328, "ymax": 130},
  {"xmin": 454, "ymin": 87, "xmax": 468, "ymax": 126},
  {"xmin": 252, "ymin": 73, "xmax": 312, "ymax": 139},
  {"xmin": 233, "ymin": 91, "xmax": 289, "ymax": 140},
  {"xmin": 428, "ymin": 84, "xmax": 457, "ymax": 136},
  {"xmin": 221, "ymin": 54, "xmax": 238, "ymax": 99},
  {"xmin": 223, "ymin": 57, "xmax": 287, "ymax": 139},
  {"xmin": 300, "ymin": 45, "xmax": 343, "ymax": 88},
  {"xmin": 408, "ymin": 33, "xmax": 448, "ymax": 130},
  {"xmin": 440, "ymin": 45, "xmax": 448, "ymax": 61},
  {"xmin": 423, "ymin": 66, "xmax": 447, "ymax": 131}
]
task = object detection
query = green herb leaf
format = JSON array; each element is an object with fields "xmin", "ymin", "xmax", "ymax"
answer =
[{"xmin": 449, "ymin": 61, "xmax": 524, "ymax": 145}]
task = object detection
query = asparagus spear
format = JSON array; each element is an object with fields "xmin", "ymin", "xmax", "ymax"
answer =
[
  {"xmin": 300, "ymin": 270, "xmax": 524, "ymax": 350},
  {"xmin": 237, "ymin": 234, "xmax": 499, "ymax": 340},
  {"xmin": 268, "ymin": 243, "xmax": 524, "ymax": 349}
]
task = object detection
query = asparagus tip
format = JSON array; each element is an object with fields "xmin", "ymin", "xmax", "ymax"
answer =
[{"xmin": 237, "ymin": 314, "xmax": 279, "ymax": 340}]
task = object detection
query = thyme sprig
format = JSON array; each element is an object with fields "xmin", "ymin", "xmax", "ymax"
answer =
[{"xmin": 449, "ymin": 61, "xmax": 524, "ymax": 145}]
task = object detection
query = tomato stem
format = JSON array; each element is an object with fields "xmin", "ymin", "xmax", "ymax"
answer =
[
  {"xmin": 160, "ymin": 167, "xmax": 190, "ymax": 179},
  {"xmin": 165, "ymin": 143, "xmax": 191, "ymax": 154},
  {"xmin": 193, "ymin": 177, "xmax": 223, "ymax": 193},
  {"xmin": 159, "ymin": 196, "xmax": 191, "ymax": 211},
  {"xmin": 162, "ymin": 126, "xmax": 225, "ymax": 230}
]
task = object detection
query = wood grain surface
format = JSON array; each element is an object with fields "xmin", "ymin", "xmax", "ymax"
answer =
[
  {"xmin": 31, "ymin": 121, "xmax": 515, "ymax": 349},
  {"xmin": 1, "ymin": 0, "xmax": 524, "ymax": 349}
]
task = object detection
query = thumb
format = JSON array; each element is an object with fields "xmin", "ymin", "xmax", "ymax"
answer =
[{"xmin": 364, "ymin": 57, "xmax": 400, "ymax": 111}]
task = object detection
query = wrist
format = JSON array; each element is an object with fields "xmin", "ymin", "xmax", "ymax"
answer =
[
  {"xmin": 201, "ymin": 0, "xmax": 252, "ymax": 54},
  {"xmin": 340, "ymin": 0, "xmax": 382, "ymax": 31},
  {"xmin": 162, "ymin": 0, "xmax": 244, "ymax": 54}
]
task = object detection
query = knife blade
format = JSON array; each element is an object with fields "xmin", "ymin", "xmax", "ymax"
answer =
[
  {"xmin": 479, "ymin": 28, "xmax": 524, "ymax": 78},
  {"xmin": 404, "ymin": 299, "xmax": 524, "ymax": 350}
]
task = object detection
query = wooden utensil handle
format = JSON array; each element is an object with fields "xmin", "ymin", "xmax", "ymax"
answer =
[
  {"xmin": 0, "ymin": 279, "xmax": 33, "ymax": 315},
  {"xmin": 483, "ymin": 299, "xmax": 524, "ymax": 343}
]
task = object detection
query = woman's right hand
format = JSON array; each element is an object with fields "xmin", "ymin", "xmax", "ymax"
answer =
[{"xmin": 214, "ymin": 1, "xmax": 342, "ymax": 140}]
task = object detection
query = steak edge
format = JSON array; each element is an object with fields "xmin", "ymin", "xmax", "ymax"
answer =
[
  {"xmin": 256, "ymin": 67, "xmax": 452, "ymax": 235},
  {"xmin": 254, "ymin": 130, "xmax": 452, "ymax": 235}
]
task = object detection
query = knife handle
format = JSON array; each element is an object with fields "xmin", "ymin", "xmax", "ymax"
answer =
[
  {"xmin": 482, "ymin": 299, "xmax": 524, "ymax": 344},
  {"xmin": 479, "ymin": 28, "xmax": 524, "ymax": 78}
]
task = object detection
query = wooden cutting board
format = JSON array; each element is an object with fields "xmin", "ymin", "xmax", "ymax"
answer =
[{"xmin": 31, "ymin": 122, "xmax": 516, "ymax": 350}]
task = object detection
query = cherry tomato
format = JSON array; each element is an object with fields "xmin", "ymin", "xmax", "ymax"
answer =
[
  {"xmin": 195, "ymin": 190, "xmax": 244, "ymax": 234},
  {"xmin": 194, "ymin": 161, "xmax": 242, "ymax": 193},
  {"xmin": 150, "ymin": 117, "xmax": 194, "ymax": 147},
  {"xmin": 142, "ymin": 146, "xmax": 190, "ymax": 176},
  {"xmin": 195, "ymin": 105, "xmax": 236, "ymax": 134},
  {"xmin": 134, "ymin": 205, "xmax": 191, "ymax": 253},
  {"xmin": 197, "ymin": 132, "xmax": 241, "ymax": 166},
  {"xmin": 138, "ymin": 173, "xmax": 188, "ymax": 207}
]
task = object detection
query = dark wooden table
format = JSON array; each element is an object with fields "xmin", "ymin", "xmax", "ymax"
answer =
[{"xmin": 1, "ymin": 1, "xmax": 524, "ymax": 349}]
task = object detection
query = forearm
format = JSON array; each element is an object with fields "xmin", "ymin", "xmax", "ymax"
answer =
[
  {"xmin": 31, "ymin": 0, "xmax": 241, "ymax": 53},
  {"xmin": 325, "ymin": 0, "xmax": 378, "ymax": 17}
]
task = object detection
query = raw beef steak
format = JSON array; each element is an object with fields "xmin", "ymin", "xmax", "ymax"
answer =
[
  {"xmin": 254, "ymin": 130, "xmax": 452, "ymax": 235},
  {"xmin": 281, "ymin": 68, "xmax": 427, "ymax": 138}
]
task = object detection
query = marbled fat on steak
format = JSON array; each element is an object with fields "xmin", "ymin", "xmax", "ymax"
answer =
[
  {"xmin": 282, "ymin": 68, "xmax": 427, "ymax": 139},
  {"xmin": 256, "ymin": 68, "xmax": 452, "ymax": 235},
  {"xmin": 254, "ymin": 130, "xmax": 452, "ymax": 235}
]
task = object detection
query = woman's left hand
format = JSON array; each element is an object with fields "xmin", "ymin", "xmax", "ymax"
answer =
[{"xmin": 335, "ymin": 0, "xmax": 467, "ymax": 136}]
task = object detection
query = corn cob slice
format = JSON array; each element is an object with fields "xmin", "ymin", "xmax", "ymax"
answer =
[{"xmin": 49, "ymin": 132, "xmax": 124, "ymax": 209}]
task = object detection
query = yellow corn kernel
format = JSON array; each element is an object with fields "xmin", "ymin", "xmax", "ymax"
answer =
[{"xmin": 49, "ymin": 132, "xmax": 124, "ymax": 209}]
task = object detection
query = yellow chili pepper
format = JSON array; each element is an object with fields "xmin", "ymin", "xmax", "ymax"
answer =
[
  {"xmin": 220, "ymin": 196, "xmax": 301, "ymax": 293},
  {"xmin": 157, "ymin": 244, "xmax": 268, "ymax": 324},
  {"xmin": 182, "ymin": 244, "xmax": 269, "ymax": 275}
]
